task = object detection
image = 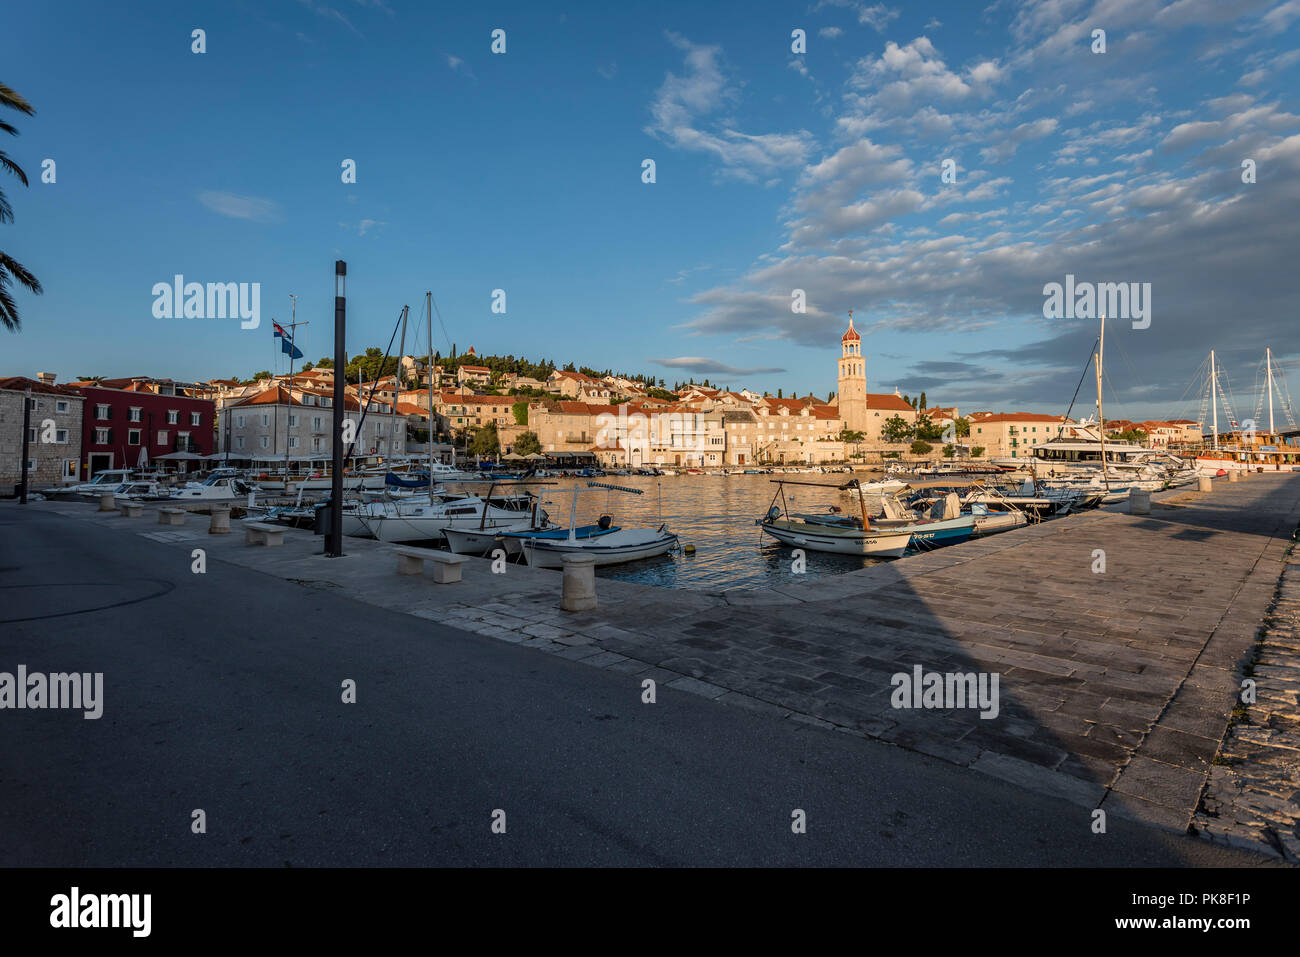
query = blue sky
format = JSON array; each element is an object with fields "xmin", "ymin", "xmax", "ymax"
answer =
[{"xmin": 4, "ymin": 0, "xmax": 1300, "ymax": 422}]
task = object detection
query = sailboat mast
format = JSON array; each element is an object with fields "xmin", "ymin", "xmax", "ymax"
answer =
[
  {"xmin": 427, "ymin": 292, "xmax": 435, "ymax": 504},
  {"xmin": 1267, "ymin": 347, "xmax": 1275, "ymax": 436},
  {"xmin": 1096, "ymin": 315, "xmax": 1108, "ymax": 492},
  {"xmin": 1211, "ymin": 350, "xmax": 1219, "ymax": 450},
  {"xmin": 395, "ymin": 305, "xmax": 408, "ymax": 470}
]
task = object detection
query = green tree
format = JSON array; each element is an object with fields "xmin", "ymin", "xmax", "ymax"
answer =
[
  {"xmin": 902, "ymin": 394, "xmax": 910, "ymax": 407},
  {"xmin": 913, "ymin": 413, "xmax": 945, "ymax": 442},
  {"xmin": 954, "ymin": 417, "xmax": 970, "ymax": 438},
  {"xmin": 511, "ymin": 401, "xmax": 530, "ymax": 426},
  {"xmin": 252, "ymin": 370, "xmax": 271, "ymax": 381},
  {"xmin": 942, "ymin": 444, "xmax": 955, "ymax": 458},
  {"xmin": 514, "ymin": 431, "xmax": 542, "ymax": 455},
  {"xmin": 315, "ymin": 357, "xmax": 334, "ymax": 369},
  {"xmin": 0, "ymin": 82, "xmax": 41, "ymax": 331},
  {"xmin": 919, "ymin": 391, "xmax": 928, "ymax": 410},
  {"xmin": 971, "ymin": 446, "xmax": 985, "ymax": 458},
  {"xmin": 882, "ymin": 415, "xmax": 913, "ymax": 443},
  {"xmin": 910, "ymin": 439, "xmax": 932, "ymax": 455},
  {"xmin": 469, "ymin": 421, "xmax": 500, "ymax": 456},
  {"xmin": 301, "ymin": 361, "xmax": 314, "ymax": 372},
  {"xmin": 777, "ymin": 388, "xmax": 783, "ymax": 398}
]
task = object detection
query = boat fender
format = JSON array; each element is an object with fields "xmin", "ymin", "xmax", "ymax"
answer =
[{"xmin": 683, "ymin": 543, "xmax": 695, "ymax": 554}]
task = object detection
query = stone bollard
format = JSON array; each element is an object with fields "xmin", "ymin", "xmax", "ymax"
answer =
[
  {"xmin": 560, "ymin": 554, "xmax": 597, "ymax": 612},
  {"xmin": 1198, "ymin": 475, "xmax": 1213, "ymax": 493},
  {"xmin": 98, "ymin": 492, "xmax": 117, "ymax": 512},
  {"xmin": 1129, "ymin": 489, "xmax": 1151, "ymax": 515},
  {"xmin": 209, "ymin": 506, "xmax": 232, "ymax": 535},
  {"xmin": 284, "ymin": 481, "xmax": 296, "ymax": 496},
  {"xmin": 1229, "ymin": 470, "xmax": 1240, "ymax": 483},
  {"xmin": 119, "ymin": 502, "xmax": 144, "ymax": 518}
]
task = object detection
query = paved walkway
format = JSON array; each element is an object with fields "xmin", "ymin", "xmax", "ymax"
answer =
[
  {"xmin": 35, "ymin": 472, "xmax": 1300, "ymax": 843},
  {"xmin": 1194, "ymin": 550, "xmax": 1300, "ymax": 860}
]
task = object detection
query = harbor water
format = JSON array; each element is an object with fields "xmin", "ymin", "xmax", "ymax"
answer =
[{"xmin": 527, "ymin": 472, "xmax": 895, "ymax": 591}]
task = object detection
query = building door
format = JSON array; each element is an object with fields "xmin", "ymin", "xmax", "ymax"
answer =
[
  {"xmin": 738, "ymin": 454, "xmax": 746, "ymax": 465},
  {"xmin": 89, "ymin": 453, "xmax": 112, "ymax": 476}
]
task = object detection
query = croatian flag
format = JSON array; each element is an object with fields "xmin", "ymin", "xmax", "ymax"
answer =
[{"xmin": 273, "ymin": 322, "xmax": 303, "ymax": 360}]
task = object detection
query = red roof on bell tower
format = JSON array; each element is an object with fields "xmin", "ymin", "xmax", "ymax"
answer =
[{"xmin": 841, "ymin": 315, "xmax": 860, "ymax": 342}]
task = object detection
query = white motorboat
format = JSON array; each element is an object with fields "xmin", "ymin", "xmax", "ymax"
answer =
[
  {"xmin": 44, "ymin": 469, "xmax": 136, "ymax": 499},
  {"xmin": 520, "ymin": 526, "xmax": 678, "ymax": 567},
  {"xmin": 170, "ymin": 469, "xmax": 261, "ymax": 502},
  {"xmin": 759, "ymin": 514, "xmax": 913, "ymax": 556},
  {"xmin": 358, "ymin": 491, "xmax": 541, "ymax": 544}
]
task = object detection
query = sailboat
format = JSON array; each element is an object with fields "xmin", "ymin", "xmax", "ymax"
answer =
[
  {"xmin": 1195, "ymin": 347, "xmax": 1300, "ymax": 474},
  {"xmin": 516, "ymin": 482, "xmax": 678, "ymax": 567}
]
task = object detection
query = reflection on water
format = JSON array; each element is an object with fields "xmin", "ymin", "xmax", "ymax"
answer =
[{"xmin": 527, "ymin": 472, "xmax": 890, "ymax": 592}]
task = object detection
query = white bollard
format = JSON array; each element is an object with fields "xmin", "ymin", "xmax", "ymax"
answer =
[
  {"xmin": 1228, "ymin": 470, "xmax": 1240, "ymax": 483},
  {"xmin": 1198, "ymin": 475, "xmax": 1213, "ymax": 493},
  {"xmin": 98, "ymin": 492, "xmax": 117, "ymax": 512},
  {"xmin": 560, "ymin": 554, "xmax": 598, "ymax": 612},
  {"xmin": 1129, "ymin": 489, "xmax": 1151, "ymax": 515},
  {"xmin": 209, "ymin": 506, "xmax": 232, "ymax": 535}
]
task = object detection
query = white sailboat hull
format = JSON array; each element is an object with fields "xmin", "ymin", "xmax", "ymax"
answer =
[{"xmin": 520, "ymin": 528, "xmax": 677, "ymax": 567}]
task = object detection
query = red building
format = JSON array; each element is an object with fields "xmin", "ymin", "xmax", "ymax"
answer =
[{"xmin": 74, "ymin": 380, "xmax": 216, "ymax": 477}]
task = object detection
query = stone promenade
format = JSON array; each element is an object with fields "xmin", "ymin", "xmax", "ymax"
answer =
[{"xmin": 36, "ymin": 472, "xmax": 1300, "ymax": 846}]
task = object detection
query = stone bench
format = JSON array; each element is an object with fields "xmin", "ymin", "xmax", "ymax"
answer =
[
  {"xmin": 97, "ymin": 492, "xmax": 117, "ymax": 512},
  {"xmin": 158, "ymin": 507, "xmax": 186, "ymax": 526},
  {"xmin": 119, "ymin": 502, "xmax": 144, "ymax": 518},
  {"xmin": 245, "ymin": 521, "xmax": 286, "ymax": 547},
  {"xmin": 394, "ymin": 546, "xmax": 466, "ymax": 583}
]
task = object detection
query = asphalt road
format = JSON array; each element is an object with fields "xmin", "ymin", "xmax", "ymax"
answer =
[{"xmin": 0, "ymin": 501, "xmax": 1275, "ymax": 866}]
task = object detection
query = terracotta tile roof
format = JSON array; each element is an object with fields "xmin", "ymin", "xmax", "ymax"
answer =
[
  {"xmin": 0, "ymin": 376, "xmax": 83, "ymax": 397},
  {"xmin": 971, "ymin": 412, "xmax": 1070, "ymax": 424},
  {"xmin": 865, "ymin": 393, "xmax": 916, "ymax": 412}
]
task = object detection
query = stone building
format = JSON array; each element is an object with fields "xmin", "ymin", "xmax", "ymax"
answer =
[{"xmin": 0, "ymin": 375, "xmax": 84, "ymax": 494}]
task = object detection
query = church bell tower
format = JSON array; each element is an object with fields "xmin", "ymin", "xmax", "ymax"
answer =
[{"xmin": 837, "ymin": 311, "xmax": 867, "ymax": 433}]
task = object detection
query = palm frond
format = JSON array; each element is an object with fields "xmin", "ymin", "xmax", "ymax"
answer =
[
  {"xmin": 0, "ymin": 191, "xmax": 11, "ymax": 224},
  {"xmin": 0, "ymin": 252, "xmax": 43, "ymax": 294},
  {"xmin": 0, "ymin": 271, "xmax": 20, "ymax": 331},
  {"xmin": 0, "ymin": 82, "xmax": 35, "ymax": 117},
  {"xmin": 0, "ymin": 119, "xmax": 17, "ymax": 137},
  {"xmin": 0, "ymin": 151, "xmax": 29, "ymax": 186}
]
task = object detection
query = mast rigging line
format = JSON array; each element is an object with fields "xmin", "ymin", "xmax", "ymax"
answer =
[{"xmin": 346, "ymin": 307, "xmax": 406, "ymax": 463}]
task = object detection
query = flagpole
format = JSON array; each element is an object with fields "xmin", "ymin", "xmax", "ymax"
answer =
[{"xmin": 280, "ymin": 295, "xmax": 307, "ymax": 495}]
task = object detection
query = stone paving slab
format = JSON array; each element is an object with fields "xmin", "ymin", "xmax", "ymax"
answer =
[
  {"xmin": 1193, "ymin": 550, "xmax": 1300, "ymax": 862},
  {"xmin": 30, "ymin": 473, "xmax": 1300, "ymax": 841}
]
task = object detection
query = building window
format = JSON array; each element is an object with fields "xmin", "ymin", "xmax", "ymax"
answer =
[
  {"xmin": 261, "ymin": 414, "xmax": 270, "ymax": 427},
  {"xmin": 167, "ymin": 410, "xmax": 179, "ymax": 425},
  {"xmin": 95, "ymin": 428, "xmax": 110, "ymax": 444},
  {"xmin": 288, "ymin": 437, "xmax": 299, "ymax": 449},
  {"xmin": 56, "ymin": 400, "xmax": 69, "ymax": 413},
  {"xmin": 96, "ymin": 404, "xmax": 110, "ymax": 419},
  {"xmin": 129, "ymin": 407, "xmax": 142, "ymax": 422},
  {"xmin": 128, "ymin": 429, "xmax": 141, "ymax": 445},
  {"xmin": 25, "ymin": 459, "xmax": 36, "ymax": 471},
  {"xmin": 178, "ymin": 431, "xmax": 190, "ymax": 449},
  {"xmin": 157, "ymin": 430, "xmax": 169, "ymax": 444},
  {"xmin": 260, "ymin": 436, "xmax": 269, "ymax": 449},
  {"xmin": 55, "ymin": 429, "xmax": 68, "ymax": 443},
  {"xmin": 191, "ymin": 412, "xmax": 201, "ymax": 426},
  {"xmin": 313, "ymin": 438, "xmax": 322, "ymax": 451},
  {"xmin": 236, "ymin": 415, "xmax": 245, "ymax": 429},
  {"xmin": 313, "ymin": 417, "xmax": 322, "ymax": 431},
  {"xmin": 236, "ymin": 436, "xmax": 246, "ymax": 450},
  {"xmin": 288, "ymin": 415, "xmax": 297, "ymax": 428}
]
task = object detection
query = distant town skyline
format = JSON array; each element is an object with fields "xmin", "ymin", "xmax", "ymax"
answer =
[{"xmin": 5, "ymin": 0, "xmax": 1300, "ymax": 423}]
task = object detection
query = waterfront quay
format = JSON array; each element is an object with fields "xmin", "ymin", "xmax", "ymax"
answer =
[{"xmin": 5, "ymin": 472, "xmax": 1299, "ymax": 864}]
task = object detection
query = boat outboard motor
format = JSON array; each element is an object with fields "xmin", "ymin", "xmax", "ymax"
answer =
[
  {"xmin": 598, "ymin": 514, "xmax": 613, "ymax": 530},
  {"xmin": 767, "ymin": 505, "xmax": 782, "ymax": 522}
]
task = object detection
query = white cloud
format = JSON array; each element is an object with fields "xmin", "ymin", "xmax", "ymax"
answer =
[
  {"xmin": 645, "ymin": 34, "xmax": 815, "ymax": 181},
  {"xmin": 197, "ymin": 191, "xmax": 281, "ymax": 223}
]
